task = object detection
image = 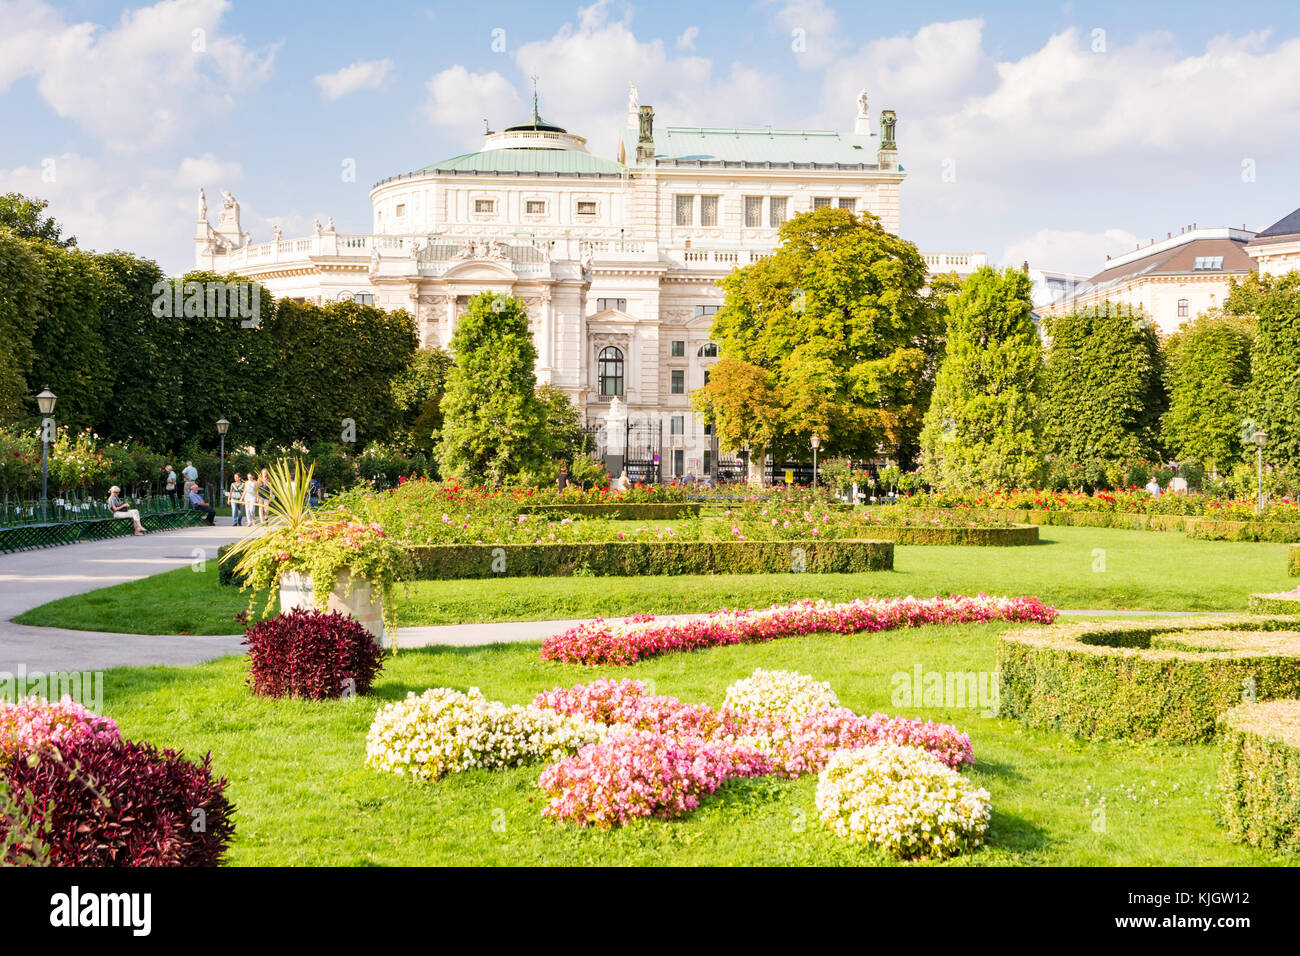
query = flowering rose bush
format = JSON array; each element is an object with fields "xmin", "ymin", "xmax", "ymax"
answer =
[
  {"xmin": 722, "ymin": 669, "xmax": 840, "ymax": 721},
  {"xmin": 0, "ymin": 696, "xmax": 120, "ymax": 766},
  {"xmin": 365, "ymin": 687, "xmax": 604, "ymax": 782},
  {"xmin": 541, "ymin": 594, "xmax": 1059, "ymax": 665},
  {"xmin": 537, "ymin": 728, "xmax": 770, "ymax": 828},
  {"xmin": 814, "ymin": 744, "xmax": 991, "ymax": 859}
]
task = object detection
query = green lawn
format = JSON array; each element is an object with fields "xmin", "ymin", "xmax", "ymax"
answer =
[
  {"xmin": 17, "ymin": 526, "xmax": 1297, "ymax": 635},
  {"xmin": 99, "ymin": 621, "xmax": 1283, "ymax": 865}
]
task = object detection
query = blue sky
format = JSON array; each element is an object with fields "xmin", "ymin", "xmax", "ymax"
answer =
[{"xmin": 2, "ymin": 0, "xmax": 1298, "ymax": 276}]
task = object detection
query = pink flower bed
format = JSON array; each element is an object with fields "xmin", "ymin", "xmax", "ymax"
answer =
[
  {"xmin": 532, "ymin": 677, "xmax": 974, "ymax": 826},
  {"xmin": 541, "ymin": 595, "xmax": 1059, "ymax": 665},
  {"xmin": 0, "ymin": 696, "xmax": 120, "ymax": 764},
  {"xmin": 538, "ymin": 729, "xmax": 770, "ymax": 827}
]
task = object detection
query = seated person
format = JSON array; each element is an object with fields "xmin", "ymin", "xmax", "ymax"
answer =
[
  {"xmin": 187, "ymin": 483, "xmax": 217, "ymax": 526},
  {"xmin": 107, "ymin": 485, "xmax": 145, "ymax": 535}
]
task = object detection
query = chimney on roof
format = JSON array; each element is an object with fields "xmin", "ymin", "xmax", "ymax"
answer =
[{"xmin": 1167, "ymin": 232, "xmax": 1171, "ymax": 239}]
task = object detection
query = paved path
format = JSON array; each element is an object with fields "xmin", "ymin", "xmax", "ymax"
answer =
[
  {"xmin": 0, "ymin": 524, "xmax": 245, "ymax": 673},
  {"xmin": 0, "ymin": 527, "xmax": 1244, "ymax": 672}
]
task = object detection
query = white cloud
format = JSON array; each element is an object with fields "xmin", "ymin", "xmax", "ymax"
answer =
[
  {"xmin": 771, "ymin": 0, "xmax": 844, "ymax": 69},
  {"xmin": 1000, "ymin": 228, "xmax": 1141, "ymax": 277},
  {"xmin": 176, "ymin": 153, "xmax": 242, "ymax": 187},
  {"xmin": 676, "ymin": 26, "xmax": 698, "ymax": 51},
  {"xmin": 1, "ymin": 0, "xmax": 277, "ymax": 153},
  {"xmin": 423, "ymin": 65, "xmax": 524, "ymax": 148},
  {"xmin": 314, "ymin": 58, "xmax": 394, "ymax": 100}
]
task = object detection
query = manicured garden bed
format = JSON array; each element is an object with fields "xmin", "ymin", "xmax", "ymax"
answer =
[
  {"xmin": 1218, "ymin": 699, "xmax": 1300, "ymax": 853},
  {"xmin": 998, "ymin": 616, "xmax": 1300, "ymax": 743},
  {"xmin": 1248, "ymin": 591, "xmax": 1300, "ymax": 614},
  {"xmin": 86, "ymin": 620, "xmax": 1284, "ymax": 865}
]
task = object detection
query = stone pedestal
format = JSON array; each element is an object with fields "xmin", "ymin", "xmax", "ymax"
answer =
[{"xmin": 280, "ymin": 570, "xmax": 388, "ymax": 647}]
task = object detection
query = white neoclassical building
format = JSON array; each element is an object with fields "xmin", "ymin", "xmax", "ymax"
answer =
[{"xmin": 195, "ymin": 87, "xmax": 983, "ymax": 478}]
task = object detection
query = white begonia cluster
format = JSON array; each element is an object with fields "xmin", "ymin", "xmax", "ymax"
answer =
[
  {"xmin": 814, "ymin": 744, "xmax": 991, "ymax": 859},
  {"xmin": 722, "ymin": 668, "xmax": 840, "ymax": 721},
  {"xmin": 366, "ymin": 687, "xmax": 605, "ymax": 782}
]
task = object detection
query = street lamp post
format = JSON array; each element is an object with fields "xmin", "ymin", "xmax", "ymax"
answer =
[
  {"xmin": 1254, "ymin": 429, "xmax": 1268, "ymax": 514},
  {"xmin": 216, "ymin": 418, "xmax": 230, "ymax": 521},
  {"xmin": 35, "ymin": 387, "xmax": 57, "ymax": 522},
  {"xmin": 810, "ymin": 434, "xmax": 821, "ymax": 492}
]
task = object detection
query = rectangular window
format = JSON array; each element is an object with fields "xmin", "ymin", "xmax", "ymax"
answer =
[
  {"xmin": 525, "ymin": 200, "xmax": 546, "ymax": 215},
  {"xmin": 596, "ymin": 298, "xmax": 627, "ymax": 312},
  {"xmin": 838, "ymin": 197, "xmax": 857, "ymax": 211},
  {"xmin": 671, "ymin": 370, "xmax": 685, "ymax": 394},
  {"xmin": 474, "ymin": 199, "xmax": 494, "ymax": 213},
  {"xmin": 671, "ymin": 340, "xmax": 685, "ymax": 357},
  {"xmin": 744, "ymin": 196, "xmax": 763, "ymax": 227},
  {"xmin": 813, "ymin": 197, "xmax": 832, "ymax": 209},
  {"xmin": 694, "ymin": 305, "xmax": 720, "ymax": 317},
  {"xmin": 700, "ymin": 195, "xmax": 719, "ymax": 226},
  {"xmin": 770, "ymin": 197, "xmax": 788, "ymax": 226},
  {"xmin": 354, "ymin": 293, "xmax": 375, "ymax": 306},
  {"xmin": 577, "ymin": 201, "xmax": 597, "ymax": 216},
  {"xmin": 703, "ymin": 449, "xmax": 712, "ymax": 474},
  {"xmin": 1192, "ymin": 256, "xmax": 1224, "ymax": 270},
  {"xmin": 671, "ymin": 415, "xmax": 684, "ymax": 435},
  {"xmin": 395, "ymin": 203, "xmax": 406, "ymax": 217},
  {"xmin": 703, "ymin": 369, "xmax": 710, "ymax": 385},
  {"xmin": 675, "ymin": 195, "xmax": 694, "ymax": 226},
  {"xmin": 673, "ymin": 449, "xmax": 684, "ymax": 476},
  {"xmin": 1178, "ymin": 299, "xmax": 1190, "ymax": 317}
]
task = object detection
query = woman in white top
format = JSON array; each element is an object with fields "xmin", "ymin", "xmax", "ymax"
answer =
[
  {"xmin": 241, "ymin": 472, "xmax": 260, "ymax": 526},
  {"xmin": 107, "ymin": 486, "xmax": 145, "ymax": 535}
]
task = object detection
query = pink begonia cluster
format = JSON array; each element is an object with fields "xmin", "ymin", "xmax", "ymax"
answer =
[
  {"xmin": 540, "ymin": 595, "xmax": 1058, "ymax": 665},
  {"xmin": 532, "ymin": 677, "xmax": 974, "ymax": 826},
  {"xmin": 0, "ymin": 696, "xmax": 120, "ymax": 764}
]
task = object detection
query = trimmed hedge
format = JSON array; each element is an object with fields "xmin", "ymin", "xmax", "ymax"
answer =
[
  {"xmin": 998, "ymin": 617, "xmax": 1300, "ymax": 743},
  {"xmin": 881, "ymin": 507, "xmax": 1300, "ymax": 541},
  {"xmin": 852, "ymin": 523, "xmax": 1037, "ymax": 546},
  {"xmin": 1249, "ymin": 592, "xmax": 1300, "ymax": 615},
  {"xmin": 1218, "ymin": 700, "xmax": 1300, "ymax": 852},
  {"xmin": 1292, "ymin": 545, "xmax": 1300, "ymax": 577},
  {"xmin": 514, "ymin": 502, "xmax": 702, "ymax": 519},
  {"xmin": 407, "ymin": 538, "xmax": 894, "ymax": 579}
]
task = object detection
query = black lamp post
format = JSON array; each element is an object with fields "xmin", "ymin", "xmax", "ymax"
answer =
[
  {"xmin": 1254, "ymin": 429, "xmax": 1268, "ymax": 513},
  {"xmin": 811, "ymin": 433, "xmax": 821, "ymax": 491},
  {"xmin": 216, "ymin": 418, "xmax": 230, "ymax": 520},
  {"xmin": 36, "ymin": 387, "xmax": 57, "ymax": 521}
]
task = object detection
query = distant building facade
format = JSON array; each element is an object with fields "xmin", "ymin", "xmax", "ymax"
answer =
[
  {"xmin": 1245, "ymin": 206, "xmax": 1300, "ymax": 277},
  {"xmin": 195, "ymin": 88, "xmax": 986, "ymax": 479},
  {"xmin": 1038, "ymin": 226, "xmax": 1258, "ymax": 334}
]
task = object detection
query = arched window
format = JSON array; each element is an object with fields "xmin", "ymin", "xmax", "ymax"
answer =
[
  {"xmin": 697, "ymin": 342, "xmax": 719, "ymax": 358},
  {"xmin": 598, "ymin": 346, "xmax": 624, "ymax": 397},
  {"xmin": 1177, "ymin": 298, "xmax": 1190, "ymax": 318}
]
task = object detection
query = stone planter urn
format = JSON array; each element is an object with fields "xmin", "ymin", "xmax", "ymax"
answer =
[{"xmin": 279, "ymin": 569, "xmax": 389, "ymax": 647}]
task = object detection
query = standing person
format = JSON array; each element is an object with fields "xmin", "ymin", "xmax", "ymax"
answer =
[
  {"xmin": 186, "ymin": 483, "xmax": 216, "ymax": 525},
  {"xmin": 1144, "ymin": 475, "xmax": 1162, "ymax": 497},
  {"xmin": 257, "ymin": 467, "xmax": 271, "ymax": 524},
  {"xmin": 241, "ymin": 472, "xmax": 259, "ymax": 526},
  {"xmin": 182, "ymin": 460, "xmax": 199, "ymax": 491},
  {"xmin": 164, "ymin": 465, "xmax": 179, "ymax": 505},
  {"xmin": 556, "ymin": 466, "xmax": 569, "ymax": 492},
  {"xmin": 107, "ymin": 486, "xmax": 145, "ymax": 535},
  {"xmin": 229, "ymin": 474, "xmax": 245, "ymax": 527}
]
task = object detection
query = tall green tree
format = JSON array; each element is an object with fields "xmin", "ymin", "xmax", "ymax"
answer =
[
  {"xmin": 0, "ymin": 193, "xmax": 76, "ymax": 247},
  {"xmin": 0, "ymin": 227, "xmax": 44, "ymax": 420},
  {"xmin": 26, "ymin": 242, "xmax": 115, "ymax": 430},
  {"xmin": 1227, "ymin": 272, "xmax": 1300, "ymax": 468},
  {"xmin": 694, "ymin": 208, "xmax": 942, "ymax": 469},
  {"xmin": 1161, "ymin": 310, "xmax": 1255, "ymax": 468},
  {"xmin": 436, "ymin": 292, "xmax": 549, "ymax": 484},
  {"xmin": 919, "ymin": 266, "xmax": 1043, "ymax": 490},
  {"xmin": 266, "ymin": 299, "xmax": 417, "ymax": 448},
  {"xmin": 1041, "ymin": 302, "xmax": 1167, "ymax": 465},
  {"xmin": 96, "ymin": 251, "xmax": 179, "ymax": 449},
  {"xmin": 392, "ymin": 347, "xmax": 453, "ymax": 455}
]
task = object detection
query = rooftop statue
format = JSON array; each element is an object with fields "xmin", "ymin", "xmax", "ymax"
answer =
[{"xmin": 857, "ymin": 89, "xmax": 869, "ymax": 118}]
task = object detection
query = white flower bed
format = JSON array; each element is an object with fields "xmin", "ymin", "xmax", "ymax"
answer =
[
  {"xmin": 366, "ymin": 687, "xmax": 604, "ymax": 782},
  {"xmin": 814, "ymin": 744, "xmax": 990, "ymax": 859},
  {"xmin": 722, "ymin": 668, "xmax": 840, "ymax": 721}
]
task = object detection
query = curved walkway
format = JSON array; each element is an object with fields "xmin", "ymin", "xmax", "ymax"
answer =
[{"xmin": 1, "ymin": 525, "xmax": 1241, "ymax": 673}]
